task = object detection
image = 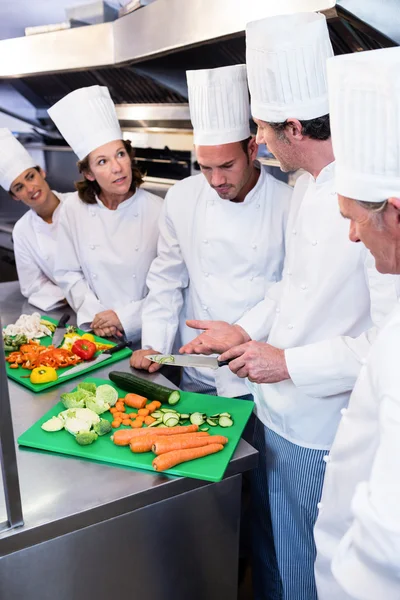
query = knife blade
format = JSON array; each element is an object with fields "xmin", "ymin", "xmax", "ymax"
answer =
[
  {"xmin": 51, "ymin": 313, "xmax": 71, "ymax": 348},
  {"xmin": 59, "ymin": 340, "xmax": 132, "ymax": 378},
  {"xmin": 146, "ymin": 354, "xmax": 232, "ymax": 370}
]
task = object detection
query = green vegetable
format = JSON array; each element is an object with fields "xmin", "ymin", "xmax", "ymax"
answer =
[
  {"xmin": 64, "ymin": 417, "xmax": 92, "ymax": 436},
  {"xmin": 85, "ymin": 395, "xmax": 110, "ymax": 415},
  {"xmin": 60, "ymin": 389, "xmax": 88, "ymax": 409},
  {"xmin": 40, "ymin": 319, "xmax": 56, "ymax": 332},
  {"xmin": 109, "ymin": 371, "xmax": 181, "ymax": 405},
  {"xmin": 73, "ymin": 408, "xmax": 100, "ymax": 426},
  {"xmin": 95, "ymin": 384, "xmax": 118, "ymax": 407},
  {"xmin": 77, "ymin": 382, "xmax": 97, "ymax": 395},
  {"xmin": 3, "ymin": 333, "xmax": 28, "ymax": 352},
  {"xmin": 75, "ymin": 431, "xmax": 98, "ymax": 446},
  {"xmin": 93, "ymin": 419, "xmax": 112, "ymax": 436},
  {"xmin": 41, "ymin": 416, "xmax": 64, "ymax": 432}
]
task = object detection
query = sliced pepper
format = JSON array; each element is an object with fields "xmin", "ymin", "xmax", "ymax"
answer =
[
  {"xmin": 81, "ymin": 333, "xmax": 96, "ymax": 343},
  {"xmin": 30, "ymin": 366, "xmax": 58, "ymax": 384},
  {"xmin": 71, "ymin": 339, "xmax": 97, "ymax": 361}
]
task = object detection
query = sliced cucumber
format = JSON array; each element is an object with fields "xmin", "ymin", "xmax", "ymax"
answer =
[
  {"xmin": 179, "ymin": 413, "xmax": 190, "ymax": 420},
  {"xmin": 165, "ymin": 417, "xmax": 180, "ymax": 427},
  {"xmin": 190, "ymin": 412, "xmax": 205, "ymax": 426},
  {"xmin": 219, "ymin": 416, "xmax": 233, "ymax": 428},
  {"xmin": 168, "ymin": 391, "xmax": 181, "ymax": 406},
  {"xmin": 206, "ymin": 418, "xmax": 218, "ymax": 427},
  {"xmin": 200, "ymin": 426, "xmax": 209, "ymax": 432},
  {"xmin": 146, "ymin": 418, "xmax": 163, "ymax": 428},
  {"xmin": 209, "ymin": 414, "xmax": 220, "ymax": 419},
  {"xmin": 162, "ymin": 412, "xmax": 179, "ymax": 425},
  {"xmin": 219, "ymin": 412, "xmax": 232, "ymax": 418},
  {"xmin": 151, "ymin": 411, "xmax": 163, "ymax": 419}
]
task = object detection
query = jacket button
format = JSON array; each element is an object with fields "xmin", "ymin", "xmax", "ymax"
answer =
[
  {"xmin": 90, "ymin": 245, "xmax": 95, "ymax": 250},
  {"xmin": 301, "ymin": 284, "xmax": 307, "ymax": 290},
  {"xmin": 256, "ymin": 204, "xmax": 260, "ymax": 209},
  {"xmin": 312, "ymin": 240, "xmax": 318, "ymax": 246},
  {"xmin": 132, "ymin": 274, "xmax": 136, "ymax": 278},
  {"xmin": 292, "ymin": 229, "xmax": 297, "ymax": 235},
  {"xmin": 287, "ymin": 323, "xmax": 294, "ymax": 329},
  {"xmin": 203, "ymin": 239, "xmax": 208, "ymax": 244},
  {"xmin": 203, "ymin": 305, "xmax": 208, "ymax": 311},
  {"xmin": 361, "ymin": 357, "xmax": 367, "ymax": 365},
  {"xmin": 204, "ymin": 272, "xmax": 209, "ymax": 277},
  {"xmin": 276, "ymin": 308, "xmax": 280, "ymax": 314},
  {"xmin": 252, "ymin": 244, "xmax": 257, "ymax": 249},
  {"xmin": 92, "ymin": 273, "xmax": 97, "ymax": 279},
  {"xmin": 323, "ymin": 455, "xmax": 330, "ymax": 463},
  {"xmin": 317, "ymin": 502, "xmax": 323, "ymax": 510},
  {"xmin": 340, "ymin": 408, "xmax": 347, "ymax": 416},
  {"xmin": 135, "ymin": 246, "xmax": 139, "ymax": 251}
]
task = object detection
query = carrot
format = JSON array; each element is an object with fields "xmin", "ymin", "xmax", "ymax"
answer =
[
  {"xmin": 131, "ymin": 419, "xmax": 143, "ymax": 429},
  {"xmin": 152, "ymin": 401, "xmax": 162, "ymax": 409},
  {"xmin": 115, "ymin": 403, "xmax": 125, "ymax": 412},
  {"xmin": 145, "ymin": 402, "xmax": 157, "ymax": 414},
  {"xmin": 110, "ymin": 407, "xmax": 117, "ymax": 414},
  {"xmin": 112, "ymin": 419, "xmax": 122, "ymax": 428},
  {"xmin": 153, "ymin": 444, "xmax": 224, "ymax": 471},
  {"xmin": 124, "ymin": 393, "xmax": 147, "ymax": 409},
  {"xmin": 130, "ymin": 432, "xmax": 209, "ymax": 453},
  {"xmin": 152, "ymin": 435, "xmax": 228, "ymax": 455},
  {"xmin": 124, "ymin": 420, "xmax": 133, "ymax": 426},
  {"xmin": 118, "ymin": 398, "xmax": 126, "ymax": 403},
  {"xmin": 112, "ymin": 424, "xmax": 199, "ymax": 446},
  {"xmin": 138, "ymin": 408, "xmax": 150, "ymax": 417},
  {"xmin": 144, "ymin": 416, "xmax": 156, "ymax": 426}
]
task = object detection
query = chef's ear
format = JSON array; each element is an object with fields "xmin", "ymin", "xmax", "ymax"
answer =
[
  {"xmin": 83, "ymin": 170, "xmax": 96, "ymax": 182},
  {"xmin": 284, "ymin": 118, "xmax": 303, "ymax": 141},
  {"xmin": 248, "ymin": 136, "xmax": 258, "ymax": 161},
  {"xmin": 388, "ymin": 197, "xmax": 400, "ymax": 210},
  {"xmin": 38, "ymin": 167, "xmax": 47, "ymax": 179}
]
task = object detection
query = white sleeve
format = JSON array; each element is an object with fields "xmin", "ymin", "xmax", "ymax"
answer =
[
  {"xmin": 141, "ymin": 198, "xmax": 189, "ymax": 353},
  {"xmin": 285, "ymin": 260, "xmax": 400, "ymax": 398},
  {"xmin": 13, "ymin": 233, "xmax": 65, "ymax": 312},
  {"xmin": 331, "ymin": 332, "xmax": 400, "ymax": 600},
  {"xmin": 54, "ymin": 206, "xmax": 105, "ymax": 328},
  {"xmin": 115, "ymin": 298, "xmax": 145, "ymax": 343},
  {"xmin": 235, "ymin": 280, "xmax": 283, "ymax": 341}
]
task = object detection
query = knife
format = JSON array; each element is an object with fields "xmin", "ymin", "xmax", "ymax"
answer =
[
  {"xmin": 146, "ymin": 354, "xmax": 232, "ymax": 370},
  {"xmin": 59, "ymin": 339, "xmax": 132, "ymax": 378},
  {"xmin": 51, "ymin": 313, "xmax": 71, "ymax": 348}
]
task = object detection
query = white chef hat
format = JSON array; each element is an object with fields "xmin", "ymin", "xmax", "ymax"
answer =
[
  {"xmin": 328, "ymin": 47, "xmax": 400, "ymax": 202},
  {"xmin": 186, "ymin": 65, "xmax": 251, "ymax": 145},
  {"xmin": 0, "ymin": 129, "xmax": 36, "ymax": 191},
  {"xmin": 48, "ymin": 85, "xmax": 122, "ymax": 160},
  {"xmin": 246, "ymin": 12, "xmax": 334, "ymax": 122}
]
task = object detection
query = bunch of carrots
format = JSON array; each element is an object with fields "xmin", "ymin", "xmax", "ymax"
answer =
[
  {"xmin": 112, "ymin": 421, "xmax": 228, "ymax": 472},
  {"xmin": 110, "ymin": 393, "xmax": 161, "ymax": 429}
]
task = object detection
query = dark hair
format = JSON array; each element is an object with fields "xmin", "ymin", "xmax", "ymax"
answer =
[
  {"xmin": 8, "ymin": 165, "xmax": 42, "ymax": 195},
  {"xmin": 240, "ymin": 136, "xmax": 253, "ymax": 164},
  {"xmin": 75, "ymin": 139, "xmax": 144, "ymax": 204},
  {"xmin": 269, "ymin": 114, "xmax": 331, "ymax": 141}
]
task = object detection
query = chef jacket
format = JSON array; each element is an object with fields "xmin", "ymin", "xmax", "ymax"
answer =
[
  {"xmin": 12, "ymin": 191, "xmax": 73, "ymax": 311},
  {"xmin": 141, "ymin": 164, "xmax": 292, "ymax": 397},
  {"xmin": 240, "ymin": 162, "xmax": 400, "ymax": 448},
  {"xmin": 314, "ymin": 302, "xmax": 400, "ymax": 600},
  {"xmin": 54, "ymin": 189, "xmax": 162, "ymax": 340}
]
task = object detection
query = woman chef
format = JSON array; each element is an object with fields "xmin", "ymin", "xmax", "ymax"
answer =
[
  {"xmin": 48, "ymin": 85, "xmax": 162, "ymax": 340},
  {"xmin": 0, "ymin": 128, "xmax": 74, "ymax": 311}
]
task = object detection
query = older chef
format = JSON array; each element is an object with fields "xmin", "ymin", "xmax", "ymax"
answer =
[
  {"xmin": 314, "ymin": 47, "xmax": 400, "ymax": 600},
  {"xmin": 48, "ymin": 86, "xmax": 162, "ymax": 340},
  {"xmin": 130, "ymin": 65, "xmax": 291, "ymax": 398},
  {"xmin": 0, "ymin": 129, "xmax": 74, "ymax": 311},
  {"xmin": 181, "ymin": 13, "xmax": 400, "ymax": 600}
]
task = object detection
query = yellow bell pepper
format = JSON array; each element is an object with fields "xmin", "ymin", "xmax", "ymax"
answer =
[
  {"xmin": 81, "ymin": 333, "xmax": 96, "ymax": 343},
  {"xmin": 30, "ymin": 367, "xmax": 58, "ymax": 384}
]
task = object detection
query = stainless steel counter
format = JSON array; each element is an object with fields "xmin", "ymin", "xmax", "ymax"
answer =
[{"xmin": 0, "ymin": 283, "xmax": 257, "ymax": 599}]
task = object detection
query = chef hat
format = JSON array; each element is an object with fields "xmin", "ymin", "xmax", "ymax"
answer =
[
  {"xmin": 186, "ymin": 65, "xmax": 251, "ymax": 145},
  {"xmin": 328, "ymin": 47, "xmax": 400, "ymax": 202},
  {"xmin": 246, "ymin": 12, "xmax": 333, "ymax": 122},
  {"xmin": 48, "ymin": 85, "xmax": 122, "ymax": 160},
  {"xmin": 0, "ymin": 129, "xmax": 36, "ymax": 191}
]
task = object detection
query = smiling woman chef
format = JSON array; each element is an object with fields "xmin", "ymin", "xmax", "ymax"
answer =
[
  {"xmin": 0, "ymin": 128, "xmax": 74, "ymax": 311},
  {"xmin": 48, "ymin": 85, "xmax": 162, "ymax": 340}
]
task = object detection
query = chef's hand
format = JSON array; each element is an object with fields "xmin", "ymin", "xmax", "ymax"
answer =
[
  {"xmin": 130, "ymin": 349, "xmax": 162, "ymax": 373},
  {"xmin": 92, "ymin": 325, "xmax": 121, "ymax": 338},
  {"xmin": 180, "ymin": 320, "xmax": 251, "ymax": 355},
  {"xmin": 219, "ymin": 342, "xmax": 290, "ymax": 384},
  {"xmin": 91, "ymin": 310, "xmax": 124, "ymax": 337}
]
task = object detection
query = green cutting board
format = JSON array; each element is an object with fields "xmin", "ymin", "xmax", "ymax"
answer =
[
  {"xmin": 4, "ymin": 316, "xmax": 132, "ymax": 393},
  {"xmin": 18, "ymin": 377, "xmax": 254, "ymax": 482}
]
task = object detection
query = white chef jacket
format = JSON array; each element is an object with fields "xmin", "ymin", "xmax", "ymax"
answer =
[
  {"xmin": 12, "ymin": 191, "xmax": 73, "ymax": 311},
  {"xmin": 54, "ymin": 188, "xmax": 162, "ymax": 340},
  {"xmin": 239, "ymin": 162, "xmax": 400, "ymax": 449},
  {"xmin": 142, "ymin": 164, "xmax": 292, "ymax": 397},
  {"xmin": 314, "ymin": 303, "xmax": 400, "ymax": 600}
]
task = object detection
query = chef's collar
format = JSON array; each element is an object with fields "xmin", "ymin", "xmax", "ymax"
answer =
[
  {"xmin": 95, "ymin": 191, "xmax": 136, "ymax": 210},
  {"xmin": 32, "ymin": 190, "xmax": 64, "ymax": 227},
  {"xmin": 312, "ymin": 161, "xmax": 335, "ymax": 185}
]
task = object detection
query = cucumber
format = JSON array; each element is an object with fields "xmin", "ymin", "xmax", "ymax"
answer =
[
  {"xmin": 219, "ymin": 412, "xmax": 232, "ymax": 418},
  {"xmin": 162, "ymin": 412, "xmax": 179, "ymax": 425},
  {"xmin": 151, "ymin": 411, "xmax": 163, "ymax": 419},
  {"xmin": 219, "ymin": 416, "xmax": 233, "ymax": 428},
  {"xmin": 206, "ymin": 418, "xmax": 218, "ymax": 427},
  {"xmin": 209, "ymin": 414, "xmax": 220, "ymax": 419},
  {"xmin": 109, "ymin": 371, "xmax": 180, "ymax": 405},
  {"xmin": 200, "ymin": 427, "xmax": 209, "ymax": 432},
  {"xmin": 179, "ymin": 413, "xmax": 190, "ymax": 420},
  {"xmin": 146, "ymin": 418, "xmax": 163, "ymax": 428},
  {"xmin": 165, "ymin": 417, "xmax": 180, "ymax": 427},
  {"xmin": 190, "ymin": 412, "xmax": 205, "ymax": 426}
]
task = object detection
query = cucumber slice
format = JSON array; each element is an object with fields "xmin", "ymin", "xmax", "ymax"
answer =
[
  {"xmin": 165, "ymin": 417, "xmax": 180, "ymax": 427},
  {"xmin": 209, "ymin": 414, "xmax": 220, "ymax": 419},
  {"xmin": 162, "ymin": 412, "xmax": 179, "ymax": 424},
  {"xmin": 168, "ymin": 391, "xmax": 181, "ymax": 406},
  {"xmin": 219, "ymin": 412, "xmax": 232, "ymax": 418},
  {"xmin": 179, "ymin": 413, "xmax": 190, "ymax": 420},
  {"xmin": 160, "ymin": 407, "xmax": 177, "ymax": 413},
  {"xmin": 151, "ymin": 411, "xmax": 163, "ymax": 419},
  {"xmin": 219, "ymin": 416, "xmax": 233, "ymax": 427},
  {"xmin": 190, "ymin": 412, "xmax": 205, "ymax": 426},
  {"xmin": 146, "ymin": 418, "xmax": 163, "ymax": 428},
  {"xmin": 206, "ymin": 418, "xmax": 218, "ymax": 427},
  {"xmin": 200, "ymin": 427, "xmax": 209, "ymax": 432}
]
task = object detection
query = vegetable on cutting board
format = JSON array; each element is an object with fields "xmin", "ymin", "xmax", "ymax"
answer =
[
  {"xmin": 71, "ymin": 339, "xmax": 97, "ymax": 361},
  {"xmin": 109, "ymin": 371, "xmax": 180, "ymax": 406},
  {"xmin": 111, "ymin": 423, "xmax": 200, "ymax": 446},
  {"xmin": 152, "ymin": 435, "xmax": 228, "ymax": 455},
  {"xmin": 129, "ymin": 432, "xmax": 209, "ymax": 453},
  {"xmin": 152, "ymin": 444, "xmax": 224, "ymax": 472},
  {"xmin": 30, "ymin": 366, "xmax": 58, "ymax": 384}
]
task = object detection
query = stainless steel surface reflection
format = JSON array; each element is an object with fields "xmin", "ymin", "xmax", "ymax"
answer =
[{"xmin": 0, "ymin": 282, "xmax": 257, "ymax": 555}]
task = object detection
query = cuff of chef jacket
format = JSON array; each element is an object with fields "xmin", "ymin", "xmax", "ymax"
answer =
[
  {"xmin": 116, "ymin": 303, "xmax": 142, "ymax": 343},
  {"xmin": 285, "ymin": 340, "xmax": 360, "ymax": 398},
  {"xmin": 235, "ymin": 310, "xmax": 272, "ymax": 342},
  {"xmin": 141, "ymin": 322, "xmax": 173, "ymax": 355},
  {"xmin": 77, "ymin": 299, "xmax": 106, "ymax": 331},
  {"xmin": 332, "ymin": 524, "xmax": 400, "ymax": 600},
  {"xmin": 28, "ymin": 292, "xmax": 66, "ymax": 313}
]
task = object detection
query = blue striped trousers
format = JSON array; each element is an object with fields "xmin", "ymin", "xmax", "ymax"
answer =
[{"xmin": 251, "ymin": 418, "xmax": 327, "ymax": 600}]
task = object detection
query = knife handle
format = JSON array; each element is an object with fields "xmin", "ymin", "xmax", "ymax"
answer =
[
  {"xmin": 57, "ymin": 313, "xmax": 70, "ymax": 328},
  {"xmin": 106, "ymin": 340, "xmax": 133, "ymax": 355},
  {"xmin": 217, "ymin": 358, "xmax": 233, "ymax": 367}
]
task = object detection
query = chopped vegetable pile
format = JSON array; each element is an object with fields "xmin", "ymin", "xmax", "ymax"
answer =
[
  {"xmin": 3, "ymin": 313, "xmax": 55, "ymax": 339},
  {"xmin": 6, "ymin": 340, "xmax": 82, "ymax": 371}
]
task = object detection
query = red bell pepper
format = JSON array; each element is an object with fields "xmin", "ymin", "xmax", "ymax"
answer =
[{"xmin": 71, "ymin": 339, "xmax": 97, "ymax": 361}]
